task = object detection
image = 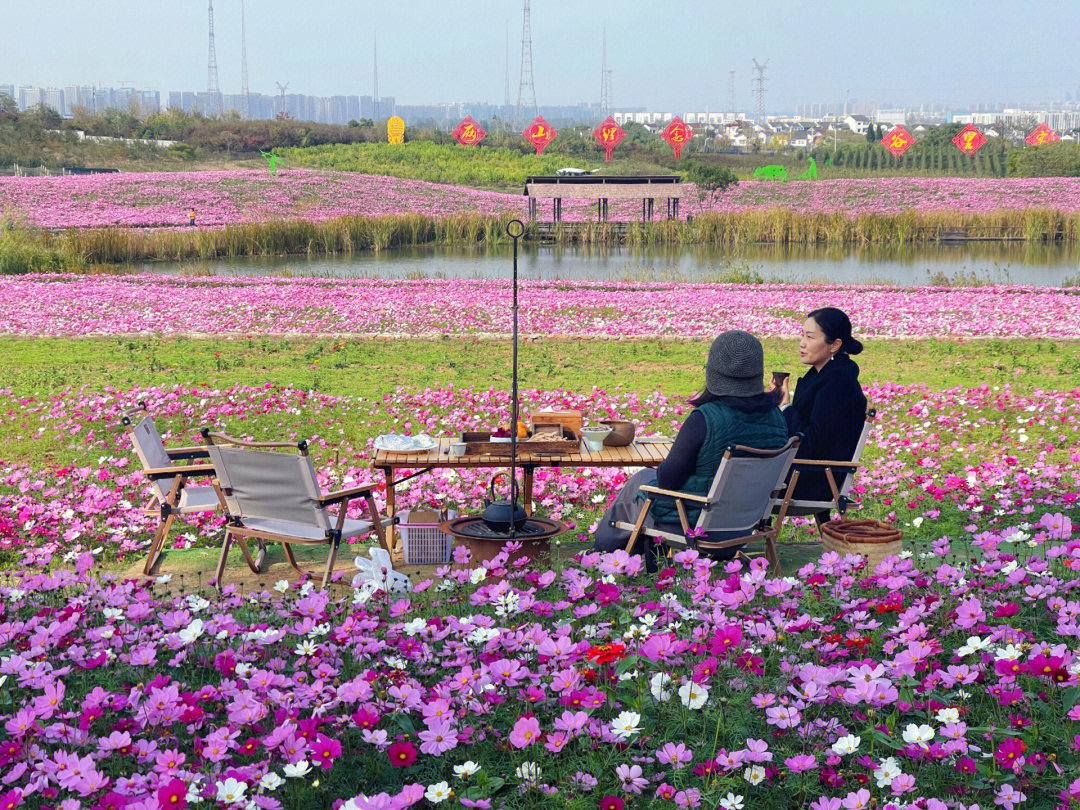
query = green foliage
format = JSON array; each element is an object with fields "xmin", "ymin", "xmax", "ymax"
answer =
[
  {"xmin": 685, "ymin": 161, "xmax": 739, "ymax": 191},
  {"xmin": 0, "ymin": 227, "xmax": 71, "ymax": 274},
  {"xmin": 166, "ymin": 142, "xmax": 197, "ymax": 161},
  {"xmin": 1007, "ymin": 142, "xmax": 1080, "ymax": 177},
  {"xmin": 281, "ymin": 140, "xmax": 603, "ymax": 189}
]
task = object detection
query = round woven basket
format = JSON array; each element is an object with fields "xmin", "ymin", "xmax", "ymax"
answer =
[{"xmin": 820, "ymin": 520, "xmax": 903, "ymax": 571}]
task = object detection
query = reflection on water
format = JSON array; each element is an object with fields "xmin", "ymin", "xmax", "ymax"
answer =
[{"xmin": 139, "ymin": 241, "xmax": 1080, "ymax": 286}]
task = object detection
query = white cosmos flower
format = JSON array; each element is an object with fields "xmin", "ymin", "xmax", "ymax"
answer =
[
  {"xmin": 215, "ymin": 778, "xmax": 246, "ymax": 804},
  {"xmin": 177, "ymin": 618, "xmax": 204, "ymax": 646},
  {"xmin": 995, "ymin": 644, "xmax": 1023, "ymax": 661},
  {"xmin": 515, "ymin": 761, "xmax": 541, "ymax": 782},
  {"xmin": 453, "ymin": 761, "xmax": 480, "ymax": 778},
  {"xmin": 650, "ymin": 672, "xmax": 673, "ymax": 703},
  {"xmin": 743, "ymin": 765, "xmax": 766, "ymax": 785},
  {"xmin": 902, "ymin": 723, "xmax": 935, "ymax": 748},
  {"xmin": 470, "ymin": 567, "xmax": 487, "ymax": 584},
  {"xmin": 956, "ymin": 636, "xmax": 990, "ymax": 657},
  {"xmin": 678, "ymin": 681, "xmax": 708, "ymax": 710},
  {"xmin": 424, "ymin": 782, "xmax": 452, "ymax": 804},
  {"xmin": 936, "ymin": 707, "xmax": 960, "ymax": 724},
  {"xmin": 610, "ymin": 710, "xmax": 641, "ymax": 740},
  {"xmin": 295, "ymin": 640, "xmax": 317, "ymax": 657},
  {"xmin": 831, "ymin": 734, "xmax": 861, "ymax": 756},
  {"xmin": 259, "ymin": 773, "xmax": 283, "ymax": 791},
  {"xmin": 719, "ymin": 793, "xmax": 745, "ymax": 810},
  {"xmin": 283, "ymin": 760, "xmax": 312, "ymax": 778},
  {"xmin": 274, "ymin": 580, "xmax": 290, "ymax": 593},
  {"xmin": 874, "ymin": 756, "xmax": 902, "ymax": 788},
  {"xmin": 402, "ymin": 618, "xmax": 428, "ymax": 636}
]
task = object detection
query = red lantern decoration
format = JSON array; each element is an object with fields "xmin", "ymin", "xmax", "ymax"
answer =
[
  {"xmin": 660, "ymin": 117, "xmax": 693, "ymax": 159},
  {"xmin": 881, "ymin": 125, "xmax": 915, "ymax": 160},
  {"xmin": 523, "ymin": 116, "xmax": 557, "ymax": 155},
  {"xmin": 452, "ymin": 116, "xmax": 486, "ymax": 146},
  {"xmin": 952, "ymin": 124, "xmax": 987, "ymax": 157},
  {"xmin": 592, "ymin": 116, "xmax": 626, "ymax": 163},
  {"xmin": 1025, "ymin": 123, "xmax": 1060, "ymax": 147}
]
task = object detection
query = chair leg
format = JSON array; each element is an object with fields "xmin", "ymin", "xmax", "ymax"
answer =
[
  {"xmin": 765, "ymin": 533, "xmax": 782, "ymax": 576},
  {"xmin": 322, "ymin": 542, "xmax": 339, "ymax": 589},
  {"xmin": 215, "ymin": 529, "xmax": 234, "ymax": 592},
  {"xmin": 235, "ymin": 536, "xmax": 260, "ymax": 573},
  {"xmin": 283, "ymin": 544, "xmax": 306, "ymax": 577},
  {"xmin": 143, "ymin": 512, "xmax": 174, "ymax": 576},
  {"xmin": 624, "ymin": 498, "xmax": 654, "ymax": 554}
]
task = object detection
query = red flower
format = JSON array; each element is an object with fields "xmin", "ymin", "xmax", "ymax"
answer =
[
  {"xmin": 156, "ymin": 778, "xmax": 187, "ymax": 809},
  {"xmin": 388, "ymin": 740, "xmax": 417, "ymax": 768},
  {"xmin": 586, "ymin": 643, "xmax": 627, "ymax": 666},
  {"xmin": 598, "ymin": 797, "xmax": 624, "ymax": 810}
]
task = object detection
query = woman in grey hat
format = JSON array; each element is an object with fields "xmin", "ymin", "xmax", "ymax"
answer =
[{"xmin": 592, "ymin": 330, "xmax": 788, "ymax": 570}]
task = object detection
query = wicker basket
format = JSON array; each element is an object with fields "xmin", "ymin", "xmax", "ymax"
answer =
[{"xmin": 820, "ymin": 520, "xmax": 903, "ymax": 571}]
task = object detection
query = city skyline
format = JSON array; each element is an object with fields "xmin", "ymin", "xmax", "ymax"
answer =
[{"xmin": 1, "ymin": 1, "xmax": 1076, "ymax": 114}]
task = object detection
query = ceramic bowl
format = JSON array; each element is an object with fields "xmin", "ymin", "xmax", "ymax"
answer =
[
  {"xmin": 581, "ymin": 425, "xmax": 613, "ymax": 451},
  {"xmin": 600, "ymin": 419, "xmax": 635, "ymax": 446}
]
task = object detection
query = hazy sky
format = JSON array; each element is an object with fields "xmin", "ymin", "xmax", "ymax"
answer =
[{"xmin": 4, "ymin": 1, "xmax": 1076, "ymax": 111}]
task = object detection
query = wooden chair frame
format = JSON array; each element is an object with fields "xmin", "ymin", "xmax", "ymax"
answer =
[
  {"xmin": 121, "ymin": 402, "xmax": 218, "ymax": 575},
  {"xmin": 615, "ymin": 438, "xmax": 800, "ymax": 575},
  {"xmin": 778, "ymin": 408, "xmax": 877, "ymax": 535},
  {"xmin": 201, "ymin": 430, "xmax": 393, "ymax": 591}
]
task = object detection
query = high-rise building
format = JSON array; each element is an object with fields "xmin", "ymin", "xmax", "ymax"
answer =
[{"xmin": 0, "ymin": 84, "xmax": 14, "ymax": 104}]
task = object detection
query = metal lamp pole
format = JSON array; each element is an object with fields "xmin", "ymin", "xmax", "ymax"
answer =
[{"xmin": 507, "ymin": 219, "xmax": 525, "ymax": 539}]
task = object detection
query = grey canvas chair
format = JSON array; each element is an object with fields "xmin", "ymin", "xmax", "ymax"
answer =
[
  {"xmin": 615, "ymin": 436, "xmax": 801, "ymax": 574},
  {"xmin": 201, "ymin": 430, "xmax": 394, "ymax": 591},
  {"xmin": 121, "ymin": 403, "xmax": 219, "ymax": 575},
  {"xmin": 779, "ymin": 408, "xmax": 877, "ymax": 529}
]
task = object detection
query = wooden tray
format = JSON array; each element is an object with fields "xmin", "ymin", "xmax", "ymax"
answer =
[{"xmin": 463, "ymin": 427, "xmax": 578, "ymax": 456}]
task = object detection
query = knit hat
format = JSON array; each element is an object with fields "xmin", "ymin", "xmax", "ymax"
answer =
[{"xmin": 705, "ymin": 330, "xmax": 765, "ymax": 397}]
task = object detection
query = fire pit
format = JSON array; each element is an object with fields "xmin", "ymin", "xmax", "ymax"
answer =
[{"xmin": 440, "ymin": 516, "xmax": 564, "ymax": 566}]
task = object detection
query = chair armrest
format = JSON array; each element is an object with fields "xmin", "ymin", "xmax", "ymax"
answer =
[
  {"xmin": 165, "ymin": 446, "xmax": 210, "ymax": 460},
  {"xmin": 637, "ymin": 485, "xmax": 711, "ymax": 504},
  {"xmin": 320, "ymin": 482, "xmax": 380, "ymax": 506},
  {"xmin": 789, "ymin": 459, "xmax": 859, "ymax": 468},
  {"xmin": 202, "ymin": 430, "xmax": 308, "ymax": 451},
  {"xmin": 143, "ymin": 463, "xmax": 216, "ymax": 479}
]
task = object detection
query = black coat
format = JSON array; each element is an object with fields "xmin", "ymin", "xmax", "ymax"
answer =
[{"xmin": 783, "ymin": 355, "xmax": 867, "ymax": 503}]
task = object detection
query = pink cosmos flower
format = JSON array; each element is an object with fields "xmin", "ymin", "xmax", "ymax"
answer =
[
  {"xmin": 509, "ymin": 715, "xmax": 541, "ymax": 748},
  {"xmin": 417, "ymin": 720, "xmax": 458, "ymax": 756}
]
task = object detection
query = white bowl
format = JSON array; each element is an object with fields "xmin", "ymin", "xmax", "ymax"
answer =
[{"xmin": 581, "ymin": 426, "xmax": 613, "ymax": 451}]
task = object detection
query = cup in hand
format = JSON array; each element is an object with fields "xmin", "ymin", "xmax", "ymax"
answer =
[{"xmin": 771, "ymin": 371, "xmax": 790, "ymax": 388}]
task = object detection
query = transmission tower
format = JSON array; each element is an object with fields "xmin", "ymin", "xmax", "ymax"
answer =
[
  {"xmin": 514, "ymin": 0, "xmax": 537, "ymax": 129},
  {"xmin": 240, "ymin": 0, "xmax": 250, "ymax": 119},
  {"xmin": 504, "ymin": 25, "xmax": 511, "ymax": 110},
  {"xmin": 728, "ymin": 69, "xmax": 736, "ymax": 114},
  {"xmin": 373, "ymin": 31, "xmax": 380, "ymax": 120},
  {"xmin": 207, "ymin": 0, "xmax": 221, "ymax": 116},
  {"xmin": 600, "ymin": 27, "xmax": 613, "ymax": 115},
  {"xmin": 751, "ymin": 58, "xmax": 768, "ymax": 120},
  {"xmin": 275, "ymin": 81, "xmax": 289, "ymax": 118}
]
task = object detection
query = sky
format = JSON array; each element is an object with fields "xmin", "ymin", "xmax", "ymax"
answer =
[{"xmin": 3, "ymin": 0, "xmax": 1077, "ymax": 112}]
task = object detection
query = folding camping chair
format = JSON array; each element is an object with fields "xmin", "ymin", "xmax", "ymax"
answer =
[
  {"xmin": 121, "ymin": 402, "xmax": 219, "ymax": 575},
  {"xmin": 201, "ymin": 430, "xmax": 394, "ymax": 591},
  {"xmin": 614, "ymin": 436, "xmax": 801, "ymax": 574},
  {"xmin": 780, "ymin": 408, "xmax": 877, "ymax": 530}
]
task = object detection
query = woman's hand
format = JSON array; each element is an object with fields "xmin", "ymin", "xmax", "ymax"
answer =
[{"xmin": 768, "ymin": 377, "xmax": 791, "ymax": 407}]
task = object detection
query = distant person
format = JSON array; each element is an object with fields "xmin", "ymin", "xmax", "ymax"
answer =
[
  {"xmin": 774, "ymin": 307, "xmax": 868, "ymax": 523},
  {"xmin": 187, "ymin": 208, "xmax": 196, "ymax": 227}
]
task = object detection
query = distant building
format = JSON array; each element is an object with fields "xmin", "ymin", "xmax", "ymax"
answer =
[
  {"xmin": 844, "ymin": 114, "xmax": 871, "ymax": 135},
  {"xmin": 0, "ymin": 84, "xmax": 14, "ymax": 103},
  {"xmin": 875, "ymin": 109, "xmax": 906, "ymax": 127}
]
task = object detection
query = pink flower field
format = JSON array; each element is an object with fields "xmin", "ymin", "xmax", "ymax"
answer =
[
  {"xmin": 4, "ymin": 170, "xmax": 1080, "ymax": 228},
  {"xmin": 1, "ymin": 274, "xmax": 1078, "ymax": 338},
  {"xmin": 1, "ymin": 380, "xmax": 1079, "ymax": 809}
]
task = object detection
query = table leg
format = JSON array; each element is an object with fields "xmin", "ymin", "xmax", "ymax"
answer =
[
  {"xmin": 523, "ymin": 466, "xmax": 535, "ymax": 516},
  {"xmin": 383, "ymin": 468, "xmax": 397, "ymax": 554}
]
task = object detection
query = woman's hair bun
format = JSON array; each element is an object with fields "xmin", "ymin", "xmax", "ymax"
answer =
[{"xmin": 845, "ymin": 337, "xmax": 864, "ymax": 355}]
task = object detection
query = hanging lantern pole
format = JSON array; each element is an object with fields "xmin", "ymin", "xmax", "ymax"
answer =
[{"xmin": 506, "ymin": 219, "xmax": 525, "ymax": 539}]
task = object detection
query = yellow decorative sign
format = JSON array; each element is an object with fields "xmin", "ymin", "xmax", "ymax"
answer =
[{"xmin": 387, "ymin": 116, "xmax": 405, "ymax": 144}]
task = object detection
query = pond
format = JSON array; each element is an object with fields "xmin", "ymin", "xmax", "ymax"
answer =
[{"xmin": 137, "ymin": 240, "xmax": 1080, "ymax": 286}]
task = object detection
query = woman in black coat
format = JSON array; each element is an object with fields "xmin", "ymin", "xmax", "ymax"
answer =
[{"xmin": 776, "ymin": 308, "xmax": 868, "ymax": 520}]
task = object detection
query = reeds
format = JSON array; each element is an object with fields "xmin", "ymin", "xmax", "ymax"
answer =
[{"xmin": 10, "ymin": 208, "xmax": 1080, "ymax": 272}]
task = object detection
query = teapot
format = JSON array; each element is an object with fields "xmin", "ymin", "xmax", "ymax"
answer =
[{"xmin": 481, "ymin": 472, "xmax": 528, "ymax": 533}]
